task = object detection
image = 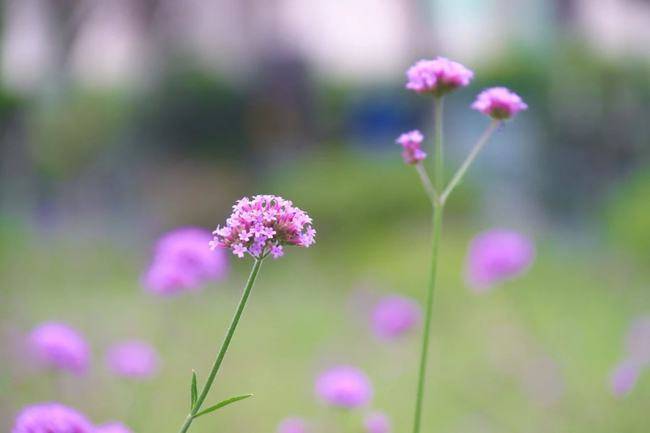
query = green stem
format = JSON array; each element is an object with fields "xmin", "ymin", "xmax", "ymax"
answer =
[
  {"xmin": 412, "ymin": 96, "xmax": 445, "ymax": 433},
  {"xmin": 178, "ymin": 258, "xmax": 263, "ymax": 433}
]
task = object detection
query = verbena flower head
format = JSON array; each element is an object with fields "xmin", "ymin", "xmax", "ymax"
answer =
[
  {"xmin": 626, "ymin": 316, "xmax": 650, "ymax": 365},
  {"xmin": 94, "ymin": 423, "xmax": 132, "ymax": 433},
  {"xmin": 12, "ymin": 403, "xmax": 93, "ymax": 433},
  {"xmin": 29, "ymin": 322, "xmax": 89, "ymax": 374},
  {"xmin": 471, "ymin": 87, "xmax": 528, "ymax": 120},
  {"xmin": 396, "ymin": 130, "xmax": 426, "ymax": 165},
  {"xmin": 364, "ymin": 411, "xmax": 391, "ymax": 433},
  {"xmin": 143, "ymin": 227, "xmax": 229, "ymax": 296},
  {"xmin": 610, "ymin": 359, "xmax": 641, "ymax": 397},
  {"xmin": 210, "ymin": 195, "xmax": 315, "ymax": 259},
  {"xmin": 465, "ymin": 229, "xmax": 535, "ymax": 292},
  {"xmin": 106, "ymin": 340, "xmax": 159, "ymax": 380},
  {"xmin": 315, "ymin": 365, "xmax": 373, "ymax": 409},
  {"xmin": 371, "ymin": 295, "xmax": 421, "ymax": 339},
  {"xmin": 277, "ymin": 417, "xmax": 308, "ymax": 433},
  {"xmin": 406, "ymin": 57, "xmax": 473, "ymax": 96}
]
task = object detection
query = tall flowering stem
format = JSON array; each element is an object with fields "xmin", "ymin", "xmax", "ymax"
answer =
[{"xmin": 178, "ymin": 258, "xmax": 263, "ymax": 433}]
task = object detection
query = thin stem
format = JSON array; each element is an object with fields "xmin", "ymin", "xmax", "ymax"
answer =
[
  {"xmin": 440, "ymin": 120, "xmax": 500, "ymax": 204},
  {"xmin": 412, "ymin": 96, "xmax": 445, "ymax": 433},
  {"xmin": 177, "ymin": 258, "xmax": 263, "ymax": 433},
  {"xmin": 415, "ymin": 163, "xmax": 437, "ymax": 205}
]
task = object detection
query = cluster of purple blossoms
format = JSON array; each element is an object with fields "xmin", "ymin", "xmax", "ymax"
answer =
[
  {"xmin": 471, "ymin": 87, "xmax": 528, "ymax": 120},
  {"xmin": 610, "ymin": 316, "xmax": 650, "ymax": 397},
  {"xmin": 276, "ymin": 417, "xmax": 308, "ymax": 433},
  {"xmin": 406, "ymin": 57, "xmax": 474, "ymax": 96},
  {"xmin": 315, "ymin": 365, "xmax": 373, "ymax": 409},
  {"xmin": 210, "ymin": 195, "xmax": 316, "ymax": 259},
  {"xmin": 396, "ymin": 130, "xmax": 426, "ymax": 165},
  {"xmin": 364, "ymin": 411, "xmax": 391, "ymax": 433},
  {"xmin": 143, "ymin": 227, "xmax": 228, "ymax": 296},
  {"xmin": 29, "ymin": 322, "xmax": 89, "ymax": 375},
  {"xmin": 464, "ymin": 229, "xmax": 535, "ymax": 292},
  {"xmin": 106, "ymin": 340, "xmax": 160, "ymax": 380},
  {"xmin": 12, "ymin": 403, "xmax": 93, "ymax": 433},
  {"xmin": 371, "ymin": 295, "xmax": 421, "ymax": 340}
]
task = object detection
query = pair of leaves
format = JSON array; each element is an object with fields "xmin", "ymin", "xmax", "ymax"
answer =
[{"xmin": 189, "ymin": 370, "xmax": 252, "ymax": 419}]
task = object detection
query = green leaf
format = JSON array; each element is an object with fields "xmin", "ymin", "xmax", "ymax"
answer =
[
  {"xmin": 190, "ymin": 371, "xmax": 198, "ymax": 409},
  {"xmin": 192, "ymin": 394, "xmax": 253, "ymax": 418}
]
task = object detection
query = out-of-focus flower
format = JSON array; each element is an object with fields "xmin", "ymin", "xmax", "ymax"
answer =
[
  {"xmin": 106, "ymin": 340, "xmax": 159, "ymax": 380},
  {"xmin": 371, "ymin": 295, "xmax": 421, "ymax": 339},
  {"xmin": 94, "ymin": 422, "xmax": 132, "ymax": 433},
  {"xmin": 364, "ymin": 411, "xmax": 391, "ymax": 433},
  {"xmin": 406, "ymin": 57, "xmax": 473, "ymax": 96},
  {"xmin": 626, "ymin": 316, "xmax": 650, "ymax": 365},
  {"xmin": 210, "ymin": 195, "xmax": 315, "ymax": 259},
  {"xmin": 471, "ymin": 87, "xmax": 528, "ymax": 120},
  {"xmin": 396, "ymin": 130, "xmax": 426, "ymax": 165},
  {"xmin": 465, "ymin": 229, "xmax": 535, "ymax": 292},
  {"xmin": 315, "ymin": 365, "xmax": 372, "ymax": 408},
  {"xmin": 610, "ymin": 359, "xmax": 641, "ymax": 397},
  {"xmin": 12, "ymin": 403, "xmax": 93, "ymax": 433},
  {"xmin": 29, "ymin": 322, "xmax": 89, "ymax": 374},
  {"xmin": 277, "ymin": 417, "xmax": 308, "ymax": 433},
  {"xmin": 143, "ymin": 227, "xmax": 229, "ymax": 296}
]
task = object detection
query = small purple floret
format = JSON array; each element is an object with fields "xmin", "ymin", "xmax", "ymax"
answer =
[
  {"xmin": 471, "ymin": 87, "xmax": 527, "ymax": 120},
  {"xmin": 406, "ymin": 57, "xmax": 473, "ymax": 96},
  {"xmin": 396, "ymin": 130, "xmax": 426, "ymax": 165},
  {"xmin": 610, "ymin": 359, "xmax": 640, "ymax": 397},
  {"xmin": 465, "ymin": 229, "xmax": 535, "ymax": 292},
  {"xmin": 277, "ymin": 417, "xmax": 308, "ymax": 433},
  {"xmin": 106, "ymin": 340, "xmax": 159, "ymax": 380},
  {"xmin": 29, "ymin": 322, "xmax": 89, "ymax": 374},
  {"xmin": 364, "ymin": 411, "xmax": 391, "ymax": 433},
  {"xmin": 12, "ymin": 403, "xmax": 93, "ymax": 433},
  {"xmin": 371, "ymin": 295, "xmax": 421, "ymax": 339},
  {"xmin": 315, "ymin": 365, "xmax": 373, "ymax": 408}
]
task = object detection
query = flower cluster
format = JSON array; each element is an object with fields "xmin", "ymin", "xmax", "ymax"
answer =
[
  {"xmin": 396, "ymin": 130, "xmax": 426, "ymax": 165},
  {"xmin": 12, "ymin": 403, "xmax": 93, "ymax": 433},
  {"xmin": 406, "ymin": 57, "xmax": 474, "ymax": 96},
  {"xmin": 106, "ymin": 340, "xmax": 160, "ymax": 380},
  {"xmin": 371, "ymin": 295, "xmax": 421, "ymax": 339},
  {"xmin": 610, "ymin": 316, "xmax": 650, "ymax": 397},
  {"xmin": 277, "ymin": 417, "xmax": 308, "ymax": 433},
  {"xmin": 143, "ymin": 227, "xmax": 228, "ymax": 296},
  {"xmin": 364, "ymin": 412, "xmax": 391, "ymax": 433},
  {"xmin": 315, "ymin": 365, "xmax": 373, "ymax": 409},
  {"xmin": 29, "ymin": 322, "xmax": 89, "ymax": 375},
  {"xmin": 210, "ymin": 195, "xmax": 316, "ymax": 259},
  {"xmin": 471, "ymin": 87, "xmax": 528, "ymax": 120},
  {"xmin": 465, "ymin": 229, "xmax": 535, "ymax": 292}
]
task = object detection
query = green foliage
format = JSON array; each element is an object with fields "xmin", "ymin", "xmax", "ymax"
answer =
[{"xmin": 193, "ymin": 394, "xmax": 253, "ymax": 418}]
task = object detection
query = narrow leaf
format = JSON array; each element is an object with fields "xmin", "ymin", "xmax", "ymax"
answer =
[
  {"xmin": 190, "ymin": 371, "xmax": 198, "ymax": 409},
  {"xmin": 193, "ymin": 394, "xmax": 253, "ymax": 418}
]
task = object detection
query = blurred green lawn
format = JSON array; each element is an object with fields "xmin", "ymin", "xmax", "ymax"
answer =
[{"xmin": 1, "ymin": 217, "xmax": 648, "ymax": 433}]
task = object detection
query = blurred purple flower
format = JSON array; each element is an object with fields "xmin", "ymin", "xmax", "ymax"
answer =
[
  {"xmin": 12, "ymin": 402, "xmax": 93, "ymax": 433},
  {"xmin": 471, "ymin": 87, "xmax": 527, "ymax": 120},
  {"xmin": 396, "ymin": 130, "xmax": 426, "ymax": 165},
  {"xmin": 106, "ymin": 340, "xmax": 159, "ymax": 380},
  {"xmin": 406, "ymin": 57, "xmax": 473, "ymax": 96},
  {"xmin": 364, "ymin": 411, "xmax": 391, "ymax": 433},
  {"xmin": 626, "ymin": 316, "xmax": 650, "ymax": 365},
  {"xmin": 94, "ymin": 422, "xmax": 132, "ymax": 433},
  {"xmin": 29, "ymin": 322, "xmax": 89, "ymax": 374},
  {"xmin": 315, "ymin": 365, "xmax": 373, "ymax": 409},
  {"xmin": 277, "ymin": 417, "xmax": 308, "ymax": 433},
  {"xmin": 465, "ymin": 229, "xmax": 535, "ymax": 292},
  {"xmin": 371, "ymin": 295, "xmax": 421, "ymax": 339},
  {"xmin": 610, "ymin": 359, "xmax": 641, "ymax": 397},
  {"xmin": 143, "ymin": 227, "xmax": 229, "ymax": 296}
]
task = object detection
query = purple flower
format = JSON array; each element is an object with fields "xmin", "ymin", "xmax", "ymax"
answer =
[
  {"xmin": 465, "ymin": 229, "xmax": 535, "ymax": 292},
  {"xmin": 371, "ymin": 295, "xmax": 421, "ymax": 339},
  {"xmin": 315, "ymin": 365, "xmax": 373, "ymax": 408},
  {"xmin": 94, "ymin": 423, "xmax": 132, "ymax": 433},
  {"xmin": 143, "ymin": 227, "xmax": 229, "ymax": 296},
  {"xmin": 396, "ymin": 130, "xmax": 426, "ymax": 165},
  {"xmin": 12, "ymin": 403, "xmax": 93, "ymax": 433},
  {"xmin": 610, "ymin": 359, "xmax": 641, "ymax": 397},
  {"xmin": 29, "ymin": 322, "xmax": 89, "ymax": 374},
  {"xmin": 406, "ymin": 57, "xmax": 473, "ymax": 96},
  {"xmin": 364, "ymin": 411, "xmax": 390, "ymax": 433},
  {"xmin": 626, "ymin": 316, "xmax": 650, "ymax": 365},
  {"xmin": 106, "ymin": 340, "xmax": 159, "ymax": 380},
  {"xmin": 277, "ymin": 417, "xmax": 308, "ymax": 433},
  {"xmin": 211, "ymin": 195, "xmax": 316, "ymax": 259},
  {"xmin": 471, "ymin": 87, "xmax": 528, "ymax": 120}
]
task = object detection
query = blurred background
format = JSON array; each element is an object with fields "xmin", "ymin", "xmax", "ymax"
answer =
[{"xmin": 1, "ymin": 0, "xmax": 649, "ymax": 432}]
